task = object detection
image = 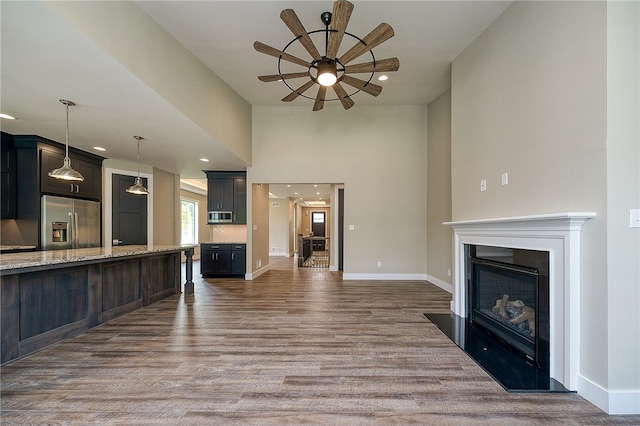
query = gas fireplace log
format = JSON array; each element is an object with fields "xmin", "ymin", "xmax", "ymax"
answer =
[
  {"xmin": 509, "ymin": 300, "xmax": 536, "ymax": 336},
  {"xmin": 492, "ymin": 294, "xmax": 511, "ymax": 319}
]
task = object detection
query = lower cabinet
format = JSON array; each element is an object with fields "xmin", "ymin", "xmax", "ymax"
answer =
[{"xmin": 201, "ymin": 243, "xmax": 246, "ymax": 278}]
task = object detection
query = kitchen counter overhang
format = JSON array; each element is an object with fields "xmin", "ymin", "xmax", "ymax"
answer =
[
  {"xmin": 1, "ymin": 244, "xmax": 195, "ymax": 365},
  {"xmin": 0, "ymin": 244, "xmax": 194, "ymax": 274}
]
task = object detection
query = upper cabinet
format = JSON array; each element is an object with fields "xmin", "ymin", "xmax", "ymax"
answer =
[
  {"xmin": 207, "ymin": 177, "xmax": 234, "ymax": 211},
  {"xmin": 39, "ymin": 148, "xmax": 102, "ymax": 200},
  {"xmin": 13, "ymin": 135, "xmax": 104, "ymax": 202},
  {"xmin": 205, "ymin": 171, "xmax": 247, "ymax": 225},
  {"xmin": 1, "ymin": 133, "xmax": 17, "ymax": 218}
]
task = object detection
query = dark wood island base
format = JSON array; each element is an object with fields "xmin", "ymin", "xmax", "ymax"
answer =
[{"xmin": 0, "ymin": 245, "xmax": 194, "ymax": 365}]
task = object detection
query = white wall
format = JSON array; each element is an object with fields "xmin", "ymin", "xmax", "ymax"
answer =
[
  {"xmin": 250, "ymin": 105, "xmax": 428, "ymax": 279},
  {"xmin": 451, "ymin": 0, "xmax": 639, "ymax": 414}
]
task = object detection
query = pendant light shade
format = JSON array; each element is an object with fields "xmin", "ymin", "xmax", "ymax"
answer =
[
  {"xmin": 126, "ymin": 136, "xmax": 149, "ymax": 195},
  {"xmin": 48, "ymin": 99, "xmax": 84, "ymax": 181}
]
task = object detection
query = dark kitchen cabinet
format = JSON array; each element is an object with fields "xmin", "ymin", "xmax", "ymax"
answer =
[
  {"xmin": 200, "ymin": 243, "xmax": 245, "ymax": 277},
  {"xmin": 207, "ymin": 177, "xmax": 234, "ymax": 211},
  {"xmin": 1, "ymin": 133, "xmax": 17, "ymax": 218},
  {"xmin": 40, "ymin": 148, "xmax": 102, "ymax": 200},
  {"xmin": 233, "ymin": 177, "xmax": 247, "ymax": 224},
  {"xmin": 204, "ymin": 171, "xmax": 247, "ymax": 224},
  {"xmin": 200, "ymin": 243, "xmax": 232, "ymax": 277},
  {"xmin": 231, "ymin": 244, "xmax": 246, "ymax": 275}
]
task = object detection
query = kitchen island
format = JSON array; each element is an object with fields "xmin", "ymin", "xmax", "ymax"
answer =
[{"xmin": 1, "ymin": 244, "xmax": 195, "ymax": 365}]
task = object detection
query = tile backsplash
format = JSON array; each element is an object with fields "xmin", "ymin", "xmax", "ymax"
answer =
[{"xmin": 209, "ymin": 225, "xmax": 247, "ymax": 243}]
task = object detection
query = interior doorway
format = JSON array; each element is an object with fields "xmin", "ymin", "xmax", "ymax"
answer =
[
  {"xmin": 112, "ymin": 173, "xmax": 148, "ymax": 245},
  {"xmin": 311, "ymin": 211, "xmax": 326, "ymax": 251}
]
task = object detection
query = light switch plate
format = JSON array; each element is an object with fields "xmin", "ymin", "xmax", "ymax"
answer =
[
  {"xmin": 480, "ymin": 179, "xmax": 487, "ymax": 191},
  {"xmin": 630, "ymin": 209, "xmax": 640, "ymax": 228}
]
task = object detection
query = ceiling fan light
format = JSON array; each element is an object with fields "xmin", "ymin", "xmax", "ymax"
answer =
[{"xmin": 317, "ymin": 61, "xmax": 337, "ymax": 86}]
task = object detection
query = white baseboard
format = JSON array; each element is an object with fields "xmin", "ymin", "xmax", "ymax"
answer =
[
  {"xmin": 269, "ymin": 252, "xmax": 288, "ymax": 257},
  {"xmin": 342, "ymin": 273, "xmax": 428, "ymax": 281},
  {"xmin": 426, "ymin": 274, "xmax": 453, "ymax": 294},
  {"xmin": 578, "ymin": 374, "xmax": 640, "ymax": 415},
  {"xmin": 245, "ymin": 264, "xmax": 270, "ymax": 280}
]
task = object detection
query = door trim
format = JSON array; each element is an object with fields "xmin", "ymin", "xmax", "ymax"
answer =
[{"xmin": 103, "ymin": 167, "xmax": 154, "ymax": 247}]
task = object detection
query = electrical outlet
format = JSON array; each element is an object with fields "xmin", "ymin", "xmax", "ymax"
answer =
[
  {"xmin": 348, "ymin": 225, "xmax": 355, "ymax": 231},
  {"xmin": 377, "ymin": 261, "xmax": 382, "ymax": 267},
  {"xmin": 480, "ymin": 179, "xmax": 487, "ymax": 191},
  {"xmin": 447, "ymin": 269, "xmax": 451, "ymax": 276}
]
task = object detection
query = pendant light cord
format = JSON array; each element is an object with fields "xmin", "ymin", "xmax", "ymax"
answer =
[{"xmin": 65, "ymin": 103, "xmax": 70, "ymax": 159}]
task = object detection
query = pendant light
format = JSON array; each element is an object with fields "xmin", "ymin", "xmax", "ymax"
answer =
[
  {"xmin": 126, "ymin": 136, "xmax": 149, "ymax": 195},
  {"xmin": 48, "ymin": 99, "xmax": 84, "ymax": 181}
]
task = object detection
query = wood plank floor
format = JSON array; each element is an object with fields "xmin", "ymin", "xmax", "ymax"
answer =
[{"xmin": 2, "ymin": 257, "xmax": 637, "ymax": 425}]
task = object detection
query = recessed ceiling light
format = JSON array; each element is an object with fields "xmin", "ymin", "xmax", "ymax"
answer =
[
  {"xmin": 0, "ymin": 113, "xmax": 16, "ymax": 120},
  {"xmin": 378, "ymin": 75, "xmax": 388, "ymax": 81},
  {"xmin": 93, "ymin": 146, "xmax": 106, "ymax": 152},
  {"xmin": 200, "ymin": 158, "xmax": 209, "ymax": 162}
]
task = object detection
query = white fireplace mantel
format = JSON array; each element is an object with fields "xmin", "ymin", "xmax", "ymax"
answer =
[{"xmin": 444, "ymin": 212, "xmax": 596, "ymax": 390}]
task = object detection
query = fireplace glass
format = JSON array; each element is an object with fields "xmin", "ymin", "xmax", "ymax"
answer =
[{"xmin": 469, "ymin": 246, "xmax": 550, "ymax": 372}]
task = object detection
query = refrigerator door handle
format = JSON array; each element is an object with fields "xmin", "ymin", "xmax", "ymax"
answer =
[{"xmin": 73, "ymin": 211, "xmax": 79, "ymax": 248}]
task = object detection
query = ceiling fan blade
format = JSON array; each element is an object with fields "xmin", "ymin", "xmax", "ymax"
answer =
[
  {"xmin": 326, "ymin": 0, "xmax": 354, "ymax": 60},
  {"xmin": 338, "ymin": 23, "xmax": 395, "ymax": 65},
  {"xmin": 313, "ymin": 86, "xmax": 327, "ymax": 111},
  {"xmin": 254, "ymin": 41, "xmax": 311, "ymax": 68},
  {"xmin": 344, "ymin": 57, "xmax": 400, "ymax": 74},
  {"xmin": 341, "ymin": 75, "xmax": 382, "ymax": 97},
  {"xmin": 258, "ymin": 72, "xmax": 311, "ymax": 82},
  {"xmin": 282, "ymin": 80, "xmax": 317, "ymax": 102},
  {"xmin": 280, "ymin": 9, "xmax": 322, "ymax": 61},
  {"xmin": 332, "ymin": 82, "xmax": 355, "ymax": 110}
]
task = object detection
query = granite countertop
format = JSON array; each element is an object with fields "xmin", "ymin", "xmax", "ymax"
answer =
[
  {"xmin": 0, "ymin": 244, "xmax": 196, "ymax": 272},
  {"xmin": 0, "ymin": 245, "xmax": 37, "ymax": 253}
]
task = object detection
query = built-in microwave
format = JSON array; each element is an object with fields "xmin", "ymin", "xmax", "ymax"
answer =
[{"xmin": 208, "ymin": 211, "xmax": 233, "ymax": 224}]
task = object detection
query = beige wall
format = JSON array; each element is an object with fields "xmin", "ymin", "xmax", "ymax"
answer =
[
  {"xmin": 450, "ymin": 0, "xmax": 639, "ymax": 410},
  {"xmin": 250, "ymin": 105, "xmax": 428, "ymax": 278},
  {"xmin": 268, "ymin": 198, "xmax": 289, "ymax": 256},
  {"xmin": 426, "ymin": 89, "xmax": 452, "ymax": 291},
  {"xmin": 153, "ymin": 167, "xmax": 179, "ymax": 245},
  {"xmin": 250, "ymin": 183, "xmax": 270, "ymax": 274},
  {"xmin": 605, "ymin": 0, "xmax": 640, "ymax": 397}
]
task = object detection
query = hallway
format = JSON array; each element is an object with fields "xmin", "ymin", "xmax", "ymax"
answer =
[{"xmin": 1, "ymin": 259, "xmax": 630, "ymax": 424}]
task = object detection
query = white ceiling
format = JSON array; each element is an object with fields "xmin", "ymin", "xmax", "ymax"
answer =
[{"xmin": 0, "ymin": 0, "xmax": 511, "ymax": 191}]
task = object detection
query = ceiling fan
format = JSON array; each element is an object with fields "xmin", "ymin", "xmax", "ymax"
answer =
[{"xmin": 254, "ymin": 0, "xmax": 400, "ymax": 111}]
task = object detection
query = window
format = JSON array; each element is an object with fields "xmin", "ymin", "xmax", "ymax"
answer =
[{"xmin": 181, "ymin": 198, "xmax": 198, "ymax": 245}]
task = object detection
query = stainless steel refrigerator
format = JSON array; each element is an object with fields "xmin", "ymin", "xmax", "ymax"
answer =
[{"xmin": 41, "ymin": 195, "xmax": 101, "ymax": 250}]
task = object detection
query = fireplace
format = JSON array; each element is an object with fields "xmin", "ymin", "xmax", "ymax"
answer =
[
  {"xmin": 445, "ymin": 213, "xmax": 595, "ymax": 391},
  {"xmin": 469, "ymin": 246, "xmax": 550, "ymax": 373}
]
